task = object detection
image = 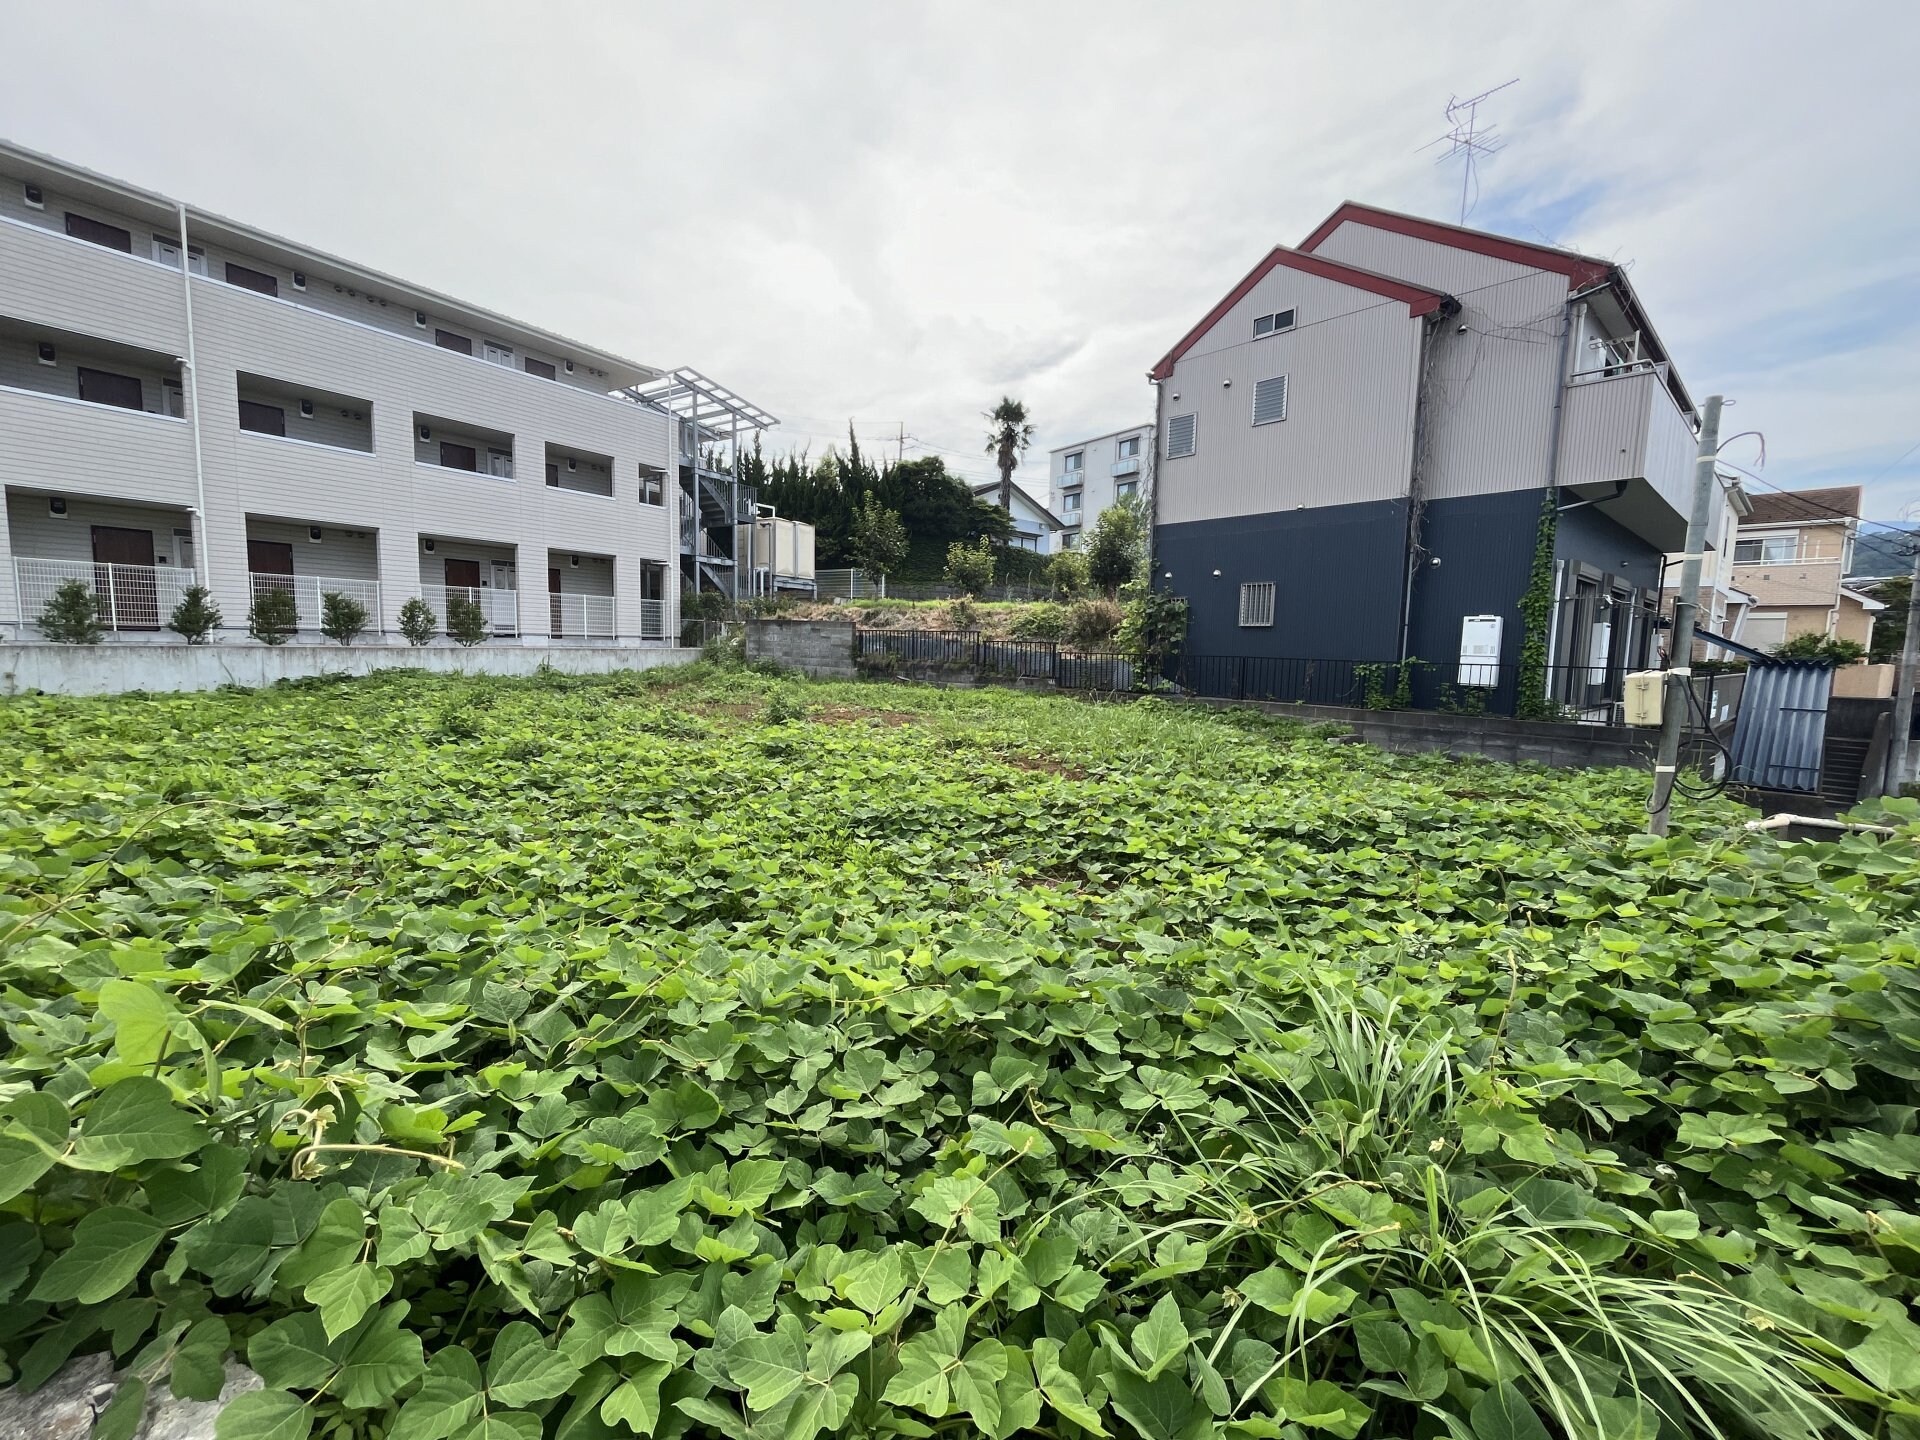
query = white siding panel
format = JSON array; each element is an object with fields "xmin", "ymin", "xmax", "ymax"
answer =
[
  {"xmin": 0, "ymin": 217, "xmax": 187, "ymax": 351},
  {"xmin": 1156, "ymin": 268, "xmax": 1423, "ymax": 527},
  {"xmin": 0, "ymin": 389, "xmax": 196, "ymax": 505}
]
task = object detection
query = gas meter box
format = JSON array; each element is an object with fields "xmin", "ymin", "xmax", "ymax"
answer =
[{"xmin": 1624, "ymin": 670, "xmax": 1666, "ymax": 727}]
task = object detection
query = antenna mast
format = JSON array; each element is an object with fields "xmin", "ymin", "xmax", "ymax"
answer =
[{"xmin": 1425, "ymin": 79, "xmax": 1518, "ymax": 223}]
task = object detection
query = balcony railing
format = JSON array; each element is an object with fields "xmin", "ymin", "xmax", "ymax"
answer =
[
  {"xmin": 420, "ymin": 584, "xmax": 520, "ymax": 637},
  {"xmin": 548, "ymin": 592, "xmax": 616, "ymax": 639},
  {"xmin": 639, "ymin": 599, "xmax": 666, "ymax": 640},
  {"xmin": 15, "ymin": 557, "xmax": 195, "ymax": 633},
  {"xmin": 1111, "ymin": 455, "xmax": 1141, "ymax": 477},
  {"xmin": 248, "ymin": 573, "xmax": 381, "ymax": 631}
]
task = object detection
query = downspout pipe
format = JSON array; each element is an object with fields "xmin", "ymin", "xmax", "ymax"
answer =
[
  {"xmin": 176, "ymin": 202, "xmax": 212, "ymax": 608},
  {"xmin": 1397, "ymin": 299, "xmax": 1457, "ymax": 663}
]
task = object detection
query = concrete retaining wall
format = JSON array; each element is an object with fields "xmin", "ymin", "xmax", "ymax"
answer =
[
  {"xmin": 747, "ymin": 619, "xmax": 856, "ymax": 679},
  {"xmin": 1, "ymin": 642, "xmax": 700, "ymax": 697}
]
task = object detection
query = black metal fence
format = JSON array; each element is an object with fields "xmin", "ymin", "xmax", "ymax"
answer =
[
  {"xmin": 852, "ymin": 630, "xmax": 1745, "ymax": 730},
  {"xmin": 855, "ymin": 628, "xmax": 1134, "ymax": 690}
]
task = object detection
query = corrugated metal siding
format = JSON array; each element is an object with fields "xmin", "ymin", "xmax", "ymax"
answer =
[
  {"xmin": 1558, "ymin": 368, "xmax": 1696, "ymax": 520},
  {"xmin": 1156, "ymin": 266, "xmax": 1422, "ymax": 527},
  {"xmin": 1310, "ymin": 222, "xmax": 1571, "ymax": 503},
  {"xmin": 1728, "ymin": 663, "xmax": 1832, "ymax": 792}
]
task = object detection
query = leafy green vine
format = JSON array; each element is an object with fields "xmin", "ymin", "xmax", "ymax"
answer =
[{"xmin": 1514, "ymin": 488, "xmax": 1559, "ymax": 720}]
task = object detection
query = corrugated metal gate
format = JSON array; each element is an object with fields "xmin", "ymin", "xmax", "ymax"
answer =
[{"xmin": 1727, "ymin": 662, "xmax": 1832, "ymax": 792}]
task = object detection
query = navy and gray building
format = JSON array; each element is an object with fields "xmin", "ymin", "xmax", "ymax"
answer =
[{"xmin": 1148, "ymin": 203, "xmax": 1700, "ymax": 708}]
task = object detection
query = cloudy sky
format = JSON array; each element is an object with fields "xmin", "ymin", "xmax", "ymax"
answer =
[{"xmin": 5, "ymin": 2, "xmax": 1918, "ymax": 516}]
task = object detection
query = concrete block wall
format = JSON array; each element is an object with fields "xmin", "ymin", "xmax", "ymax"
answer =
[
  {"xmin": 1, "ymin": 642, "xmax": 700, "ymax": 697},
  {"xmin": 746, "ymin": 619, "xmax": 856, "ymax": 679}
]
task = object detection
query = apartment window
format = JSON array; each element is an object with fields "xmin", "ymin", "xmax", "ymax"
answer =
[
  {"xmin": 238, "ymin": 399, "xmax": 287, "ymax": 437},
  {"xmin": 440, "ymin": 441, "xmax": 479, "ymax": 472},
  {"xmin": 1116, "ymin": 435, "xmax": 1141, "ymax": 460},
  {"xmin": 1064, "ymin": 451, "xmax": 1084, "ymax": 473},
  {"xmin": 1252, "ymin": 375, "xmax": 1290, "ymax": 426},
  {"xmin": 638, "ymin": 465, "xmax": 666, "ymax": 506},
  {"xmin": 483, "ymin": 342, "xmax": 514, "ymax": 367},
  {"xmin": 64, "ymin": 212, "xmax": 133, "ymax": 253},
  {"xmin": 1166, "ymin": 412, "xmax": 1197, "ymax": 458},
  {"xmin": 435, "ymin": 329, "xmax": 474, "ymax": 356},
  {"xmin": 225, "ymin": 262, "xmax": 280, "ymax": 297},
  {"xmin": 1252, "ymin": 309, "xmax": 1296, "ymax": 338},
  {"xmin": 1239, "ymin": 581, "xmax": 1276, "ymax": 628},
  {"xmin": 1060, "ymin": 530, "xmax": 1079, "ymax": 549},
  {"xmin": 1735, "ymin": 535, "xmax": 1797, "ymax": 564},
  {"xmin": 1062, "ymin": 491, "xmax": 1082, "ymax": 514},
  {"xmin": 524, "ymin": 357, "xmax": 557, "ymax": 381},
  {"xmin": 545, "ymin": 463, "xmax": 560, "ymax": 488},
  {"xmin": 1115, "ymin": 480, "xmax": 1137, "ymax": 500},
  {"xmin": 76, "ymin": 367, "xmax": 143, "ymax": 411}
]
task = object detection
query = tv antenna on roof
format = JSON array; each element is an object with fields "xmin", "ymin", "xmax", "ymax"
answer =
[{"xmin": 1422, "ymin": 79, "xmax": 1518, "ymax": 224}]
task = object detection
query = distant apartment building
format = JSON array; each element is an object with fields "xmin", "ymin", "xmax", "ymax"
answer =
[
  {"xmin": 1149, "ymin": 202, "xmax": 1704, "ymax": 712},
  {"xmin": 1729, "ymin": 486, "xmax": 1882, "ymax": 651},
  {"xmin": 970, "ymin": 481, "xmax": 1063, "ymax": 553},
  {"xmin": 0, "ymin": 139, "xmax": 773, "ymax": 646},
  {"xmin": 1049, "ymin": 424, "xmax": 1152, "ymax": 549}
]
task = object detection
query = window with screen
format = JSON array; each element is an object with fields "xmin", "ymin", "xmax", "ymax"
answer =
[{"xmin": 1239, "ymin": 582, "xmax": 1276, "ymax": 627}]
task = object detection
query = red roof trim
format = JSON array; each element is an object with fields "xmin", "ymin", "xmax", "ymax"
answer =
[
  {"xmin": 1299, "ymin": 202, "xmax": 1614, "ymax": 290},
  {"xmin": 1148, "ymin": 246, "xmax": 1448, "ymax": 381}
]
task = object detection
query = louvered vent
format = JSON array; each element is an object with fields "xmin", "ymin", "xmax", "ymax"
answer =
[
  {"xmin": 1166, "ymin": 412, "xmax": 1197, "ymax": 458},
  {"xmin": 1252, "ymin": 375, "xmax": 1289, "ymax": 426}
]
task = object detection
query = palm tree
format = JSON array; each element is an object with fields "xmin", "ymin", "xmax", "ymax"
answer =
[{"xmin": 983, "ymin": 397, "xmax": 1036, "ymax": 514}]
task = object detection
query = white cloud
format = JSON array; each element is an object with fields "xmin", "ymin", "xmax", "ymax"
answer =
[{"xmin": 4, "ymin": 1, "xmax": 1915, "ymax": 509}]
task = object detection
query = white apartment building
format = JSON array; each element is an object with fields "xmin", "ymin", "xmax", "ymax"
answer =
[
  {"xmin": 0, "ymin": 140, "xmax": 766, "ymax": 646},
  {"xmin": 1049, "ymin": 424, "xmax": 1152, "ymax": 549}
]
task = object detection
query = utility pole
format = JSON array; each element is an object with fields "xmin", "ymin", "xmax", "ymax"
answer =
[
  {"xmin": 1648, "ymin": 393, "xmax": 1724, "ymax": 836},
  {"xmin": 898, "ymin": 423, "xmax": 906, "ymax": 469},
  {"xmin": 1884, "ymin": 534, "xmax": 1920, "ymax": 794}
]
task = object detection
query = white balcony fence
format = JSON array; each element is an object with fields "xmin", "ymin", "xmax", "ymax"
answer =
[
  {"xmin": 1111, "ymin": 455, "xmax": 1142, "ymax": 477},
  {"xmin": 15, "ymin": 557, "xmax": 196, "ymax": 633},
  {"xmin": 639, "ymin": 599, "xmax": 666, "ymax": 640},
  {"xmin": 548, "ymin": 592, "xmax": 616, "ymax": 639},
  {"xmin": 248, "ymin": 574, "xmax": 382, "ymax": 631},
  {"xmin": 420, "ymin": 584, "xmax": 520, "ymax": 637}
]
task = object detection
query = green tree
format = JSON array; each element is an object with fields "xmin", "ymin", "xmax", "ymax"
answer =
[
  {"xmin": 1083, "ymin": 496, "xmax": 1146, "ymax": 596},
  {"xmin": 848, "ymin": 496, "xmax": 909, "ymax": 582},
  {"xmin": 983, "ymin": 397, "xmax": 1035, "ymax": 513},
  {"xmin": 167, "ymin": 585, "xmax": 222, "ymax": 644},
  {"xmin": 320, "ymin": 591, "xmax": 369, "ymax": 647},
  {"xmin": 247, "ymin": 586, "xmax": 298, "ymax": 646},
  {"xmin": 1048, "ymin": 548, "xmax": 1089, "ymax": 598},
  {"xmin": 38, "ymin": 578, "xmax": 105, "ymax": 644},
  {"xmin": 1775, "ymin": 632, "xmax": 1867, "ymax": 664},
  {"xmin": 446, "ymin": 592, "xmax": 490, "ymax": 647},
  {"xmin": 943, "ymin": 539, "xmax": 995, "ymax": 597},
  {"xmin": 398, "ymin": 597, "xmax": 438, "ymax": 647}
]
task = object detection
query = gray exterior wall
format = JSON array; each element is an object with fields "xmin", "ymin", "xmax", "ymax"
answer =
[
  {"xmin": 1154, "ymin": 266, "xmax": 1425, "ymax": 527},
  {"xmin": 0, "ymin": 147, "xmax": 680, "ymax": 645}
]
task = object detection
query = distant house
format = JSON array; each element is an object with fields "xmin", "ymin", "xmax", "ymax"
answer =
[
  {"xmin": 1048, "ymin": 424, "xmax": 1153, "ymax": 550},
  {"xmin": 971, "ymin": 481, "xmax": 1065, "ymax": 554},
  {"xmin": 1149, "ymin": 202, "xmax": 1702, "ymax": 713},
  {"xmin": 1662, "ymin": 478, "xmax": 1756, "ymax": 659},
  {"xmin": 1731, "ymin": 486, "xmax": 1883, "ymax": 652}
]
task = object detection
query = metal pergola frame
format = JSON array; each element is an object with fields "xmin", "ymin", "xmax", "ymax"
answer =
[{"xmin": 625, "ymin": 369, "xmax": 779, "ymax": 601}]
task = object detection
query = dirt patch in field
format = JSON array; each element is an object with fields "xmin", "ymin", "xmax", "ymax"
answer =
[
  {"xmin": 1001, "ymin": 753, "xmax": 1086, "ymax": 779},
  {"xmin": 812, "ymin": 705, "xmax": 919, "ymax": 728}
]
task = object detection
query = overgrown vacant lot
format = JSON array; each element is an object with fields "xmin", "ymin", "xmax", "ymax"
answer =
[{"xmin": 2, "ymin": 666, "xmax": 1918, "ymax": 1440}]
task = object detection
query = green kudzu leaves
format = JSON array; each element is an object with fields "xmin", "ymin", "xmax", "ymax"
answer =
[{"xmin": 2, "ymin": 670, "xmax": 1918, "ymax": 1440}]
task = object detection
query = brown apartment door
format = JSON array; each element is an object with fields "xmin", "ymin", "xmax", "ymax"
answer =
[
  {"xmin": 91, "ymin": 525, "xmax": 158, "ymax": 629},
  {"xmin": 549, "ymin": 568, "xmax": 564, "ymax": 636},
  {"xmin": 443, "ymin": 559, "xmax": 481, "ymax": 594},
  {"xmin": 247, "ymin": 541, "xmax": 296, "ymax": 618}
]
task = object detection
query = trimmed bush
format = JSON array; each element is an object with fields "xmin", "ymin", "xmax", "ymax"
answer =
[
  {"xmin": 446, "ymin": 592, "xmax": 490, "ymax": 647},
  {"xmin": 167, "ymin": 585, "xmax": 222, "ymax": 644},
  {"xmin": 398, "ymin": 597, "xmax": 438, "ymax": 647},
  {"xmin": 247, "ymin": 586, "xmax": 298, "ymax": 645},
  {"xmin": 37, "ymin": 579, "xmax": 106, "ymax": 644},
  {"xmin": 320, "ymin": 591, "xmax": 369, "ymax": 647}
]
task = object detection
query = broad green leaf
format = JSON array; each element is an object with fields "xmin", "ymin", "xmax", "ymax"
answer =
[
  {"xmin": 1106, "ymin": 1371, "xmax": 1196, "ymax": 1440},
  {"xmin": 488, "ymin": 1320, "xmax": 585, "ymax": 1406},
  {"xmin": 780, "ymin": 1372, "xmax": 858, "ymax": 1440},
  {"xmin": 911, "ymin": 1175, "xmax": 1001, "ymax": 1242},
  {"xmin": 336, "ymin": 1303, "xmax": 426, "ymax": 1409},
  {"xmin": 1469, "ymin": 1380, "xmax": 1552, "ymax": 1440},
  {"xmin": 0, "ymin": 1091, "xmax": 68, "ymax": 1203},
  {"xmin": 388, "ymin": 1347, "xmax": 483, "ymax": 1440},
  {"xmin": 307, "ymin": 1263, "xmax": 390, "ymax": 1342},
  {"xmin": 726, "ymin": 1314, "xmax": 811, "ymax": 1412},
  {"xmin": 1129, "ymin": 1294, "xmax": 1189, "ymax": 1380},
  {"xmin": 213, "ymin": 1389, "xmax": 311, "ymax": 1440},
  {"xmin": 599, "ymin": 1360, "xmax": 670, "ymax": 1435},
  {"xmin": 70, "ymin": 1078, "xmax": 203, "ymax": 1170},
  {"xmin": 248, "ymin": 1312, "xmax": 337, "ymax": 1392},
  {"xmin": 30, "ymin": 1206, "xmax": 166, "ymax": 1304},
  {"xmin": 90, "ymin": 1376, "xmax": 148, "ymax": 1440},
  {"xmin": 1032, "ymin": 1338, "xmax": 1106, "ymax": 1435},
  {"xmin": 99, "ymin": 978, "xmax": 181, "ymax": 1066}
]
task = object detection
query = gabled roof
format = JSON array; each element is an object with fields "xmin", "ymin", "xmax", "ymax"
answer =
[
  {"xmin": 1148, "ymin": 246, "xmax": 1450, "ymax": 381},
  {"xmin": 1300, "ymin": 201, "xmax": 1614, "ymax": 289},
  {"xmin": 972, "ymin": 480, "xmax": 1067, "ymax": 531},
  {"xmin": 1743, "ymin": 486, "xmax": 1862, "ymax": 527}
]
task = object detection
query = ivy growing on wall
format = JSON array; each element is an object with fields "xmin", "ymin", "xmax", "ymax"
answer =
[{"xmin": 1515, "ymin": 487, "xmax": 1559, "ymax": 720}]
